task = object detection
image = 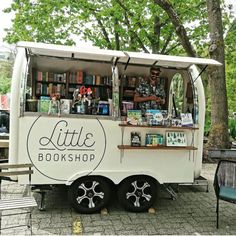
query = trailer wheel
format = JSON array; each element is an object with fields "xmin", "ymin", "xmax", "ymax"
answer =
[
  {"xmin": 117, "ymin": 176, "xmax": 157, "ymax": 212},
  {"xmin": 68, "ymin": 176, "xmax": 111, "ymax": 213}
]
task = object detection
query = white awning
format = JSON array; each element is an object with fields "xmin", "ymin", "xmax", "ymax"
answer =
[
  {"xmin": 119, "ymin": 51, "xmax": 221, "ymax": 68},
  {"xmin": 17, "ymin": 41, "xmax": 221, "ymax": 68},
  {"xmin": 17, "ymin": 41, "xmax": 126, "ymax": 62}
]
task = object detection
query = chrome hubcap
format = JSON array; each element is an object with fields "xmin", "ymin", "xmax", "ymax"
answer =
[
  {"xmin": 126, "ymin": 180, "xmax": 151, "ymax": 207},
  {"xmin": 76, "ymin": 181, "xmax": 104, "ymax": 208}
]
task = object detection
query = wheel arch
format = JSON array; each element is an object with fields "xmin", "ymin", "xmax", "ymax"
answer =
[
  {"xmin": 118, "ymin": 174, "xmax": 159, "ymax": 187},
  {"xmin": 67, "ymin": 172, "xmax": 161, "ymax": 187},
  {"xmin": 69, "ymin": 174, "xmax": 115, "ymax": 187}
]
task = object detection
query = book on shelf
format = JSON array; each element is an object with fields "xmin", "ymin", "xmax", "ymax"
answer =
[
  {"xmin": 48, "ymin": 72, "xmax": 54, "ymax": 82},
  {"xmin": 123, "ymin": 76, "xmax": 137, "ymax": 87},
  {"xmin": 36, "ymin": 71, "xmax": 66, "ymax": 83},
  {"xmin": 95, "ymin": 75, "xmax": 101, "ymax": 85},
  {"xmin": 145, "ymin": 133, "xmax": 164, "ymax": 146},
  {"xmin": 37, "ymin": 71, "xmax": 43, "ymax": 81},
  {"xmin": 171, "ymin": 118, "xmax": 182, "ymax": 127},
  {"xmin": 36, "ymin": 83, "xmax": 41, "ymax": 94},
  {"xmin": 127, "ymin": 110, "xmax": 142, "ymax": 125},
  {"xmin": 42, "ymin": 83, "xmax": 47, "ymax": 95},
  {"xmin": 60, "ymin": 99, "xmax": 71, "ymax": 114},
  {"xmin": 166, "ymin": 131, "xmax": 187, "ymax": 147},
  {"xmin": 77, "ymin": 71, "xmax": 84, "ymax": 84},
  {"xmin": 83, "ymin": 74, "xmax": 94, "ymax": 85},
  {"xmin": 145, "ymin": 110, "xmax": 163, "ymax": 126},
  {"xmin": 69, "ymin": 72, "xmax": 74, "ymax": 83},
  {"xmin": 38, "ymin": 96, "xmax": 50, "ymax": 113},
  {"xmin": 131, "ymin": 132, "xmax": 141, "ymax": 147},
  {"xmin": 180, "ymin": 113, "xmax": 193, "ymax": 127},
  {"xmin": 54, "ymin": 73, "xmax": 66, "ymax": 83},
  {"xmin": 42, "ymin": 72, "xmax": 48, "ymax": 81},
  {"xmin": 48, "ymin": 83, "xmax": 53, "ymax": 95},
  {"xmin": 97, "ymin": 101, "xmax": 109, "ymax": 115},
  {"xmin": 36, "ymin": 83, "xmax": 66, "ymax": 97},
  {"xmin": 101, "ymin": 76, "xmax": 111, "ymax": 86},
  {"xmin": 122, "ymin": 101, "xmax": 134, "ymax": 116},
  {"xmin": 128, "ymin": 76, "xmax": 137, "ymax": 87}
]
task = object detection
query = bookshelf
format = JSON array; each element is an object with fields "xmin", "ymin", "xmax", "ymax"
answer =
[
  {"xmin": 120, "ymin": 75, "xmax": 139, "ymax": 116},
  {"xmin": 118, "ymin": 124, "xmax": 198, "ymax": 151},
  {"xmin": 119, "ymin": 124, "xmax": 199, "ymax": 130},
  {"xmin": 31, "ymin": 69, "xmax": 113, "ymax": 115},
  {"xmin": 34, "ymin": 71, "xmax": 66, "ymax": 97},
  {"xmin": 117, "ymin": 145, "xmax": 197, "ymax": 150},
  {"xmin": 32, "ymin": 69, "xmax": 112, "ymax": 100},
  {"xmin": 121, "ymin": 75, "xmax": 138, "ymax": 101}
]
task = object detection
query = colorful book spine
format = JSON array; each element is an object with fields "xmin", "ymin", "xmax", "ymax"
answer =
[{"xmin": 77, "ymin": 71, "xmax": 83, "ymax": 84}]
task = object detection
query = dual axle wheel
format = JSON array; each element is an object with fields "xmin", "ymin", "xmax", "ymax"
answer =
[{"xmin": 68, "ymin": 176, "xmax": 157, "ymax": 214}]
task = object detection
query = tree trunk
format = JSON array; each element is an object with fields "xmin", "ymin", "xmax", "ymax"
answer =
[
  {"xmin": 206, "ymin": 0, "xmax": 230, "ymax": 148},
  {"xmin": 155, "ymin": 0, "xmax": 229, "ymax": 149}
]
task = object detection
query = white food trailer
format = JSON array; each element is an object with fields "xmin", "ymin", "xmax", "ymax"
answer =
[{"xmin": 9, "ymin": 41, "xmax": 221, "ymax": 213}]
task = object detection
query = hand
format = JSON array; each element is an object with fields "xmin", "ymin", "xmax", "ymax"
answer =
[
  {"xmin": 155, "ymin": 97, "xmax": 162, "ymax": 103},
  {"xmin": 152, "ymin": 97, "xmax": 165, "ymax": 104},
  {"xmin": 149, "ymin": 95, "xmax": 158, "ymax": 101}
]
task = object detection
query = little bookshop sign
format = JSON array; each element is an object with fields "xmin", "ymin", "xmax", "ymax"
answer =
[{"xmin": 27, "ymin": 116, "xmax": 106, "ymax": 181}]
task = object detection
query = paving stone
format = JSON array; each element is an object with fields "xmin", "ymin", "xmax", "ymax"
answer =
[
  {"xmin": 83, "ymin": 226, "xmax": 104, "ymax": 233},
  {"xmin": 92, "ymin": 220, "xmax": 113, "ymax": 226},
  {"xmin": 112, "ymin": 222, "xmax": 124, "ymax": 231},
  {"xmin": 1, "ymin": 163, "xmax": 236, "ymax": 235}
]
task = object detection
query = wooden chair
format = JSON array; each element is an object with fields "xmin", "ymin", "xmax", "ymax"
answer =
[
  {"xmin": 213, "ymin": 160, "xmax": 236, "ymax": 228},
  {"xmin": 0, "ymin": 163, "xmax": 37, "ymax": 235}
]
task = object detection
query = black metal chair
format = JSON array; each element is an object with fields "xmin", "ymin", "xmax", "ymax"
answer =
[{"xmin": 213, "ymin": 160, "xmax": 236, "ymax": 228}]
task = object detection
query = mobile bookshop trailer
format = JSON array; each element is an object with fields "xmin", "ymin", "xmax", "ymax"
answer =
[{"xmin": 9, "ymin": 41, "xmax": 221, "ymax": 213}]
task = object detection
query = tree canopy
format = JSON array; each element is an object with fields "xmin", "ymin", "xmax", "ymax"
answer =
[
  {"xmin": 2, "ymin": 0, "xmax": 236, "ymax": 147},
  {"xmin": 0, "ymin": 61, "xmax": 12, "ymax": 94},
  {"xmin": 4, "ymin": 0, "xmax": 229, "ymax": 55}
]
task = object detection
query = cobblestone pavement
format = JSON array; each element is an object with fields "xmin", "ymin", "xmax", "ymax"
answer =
[{"xmin": 1, "ymin": 163, "xmax": 236, "ymax": 235}]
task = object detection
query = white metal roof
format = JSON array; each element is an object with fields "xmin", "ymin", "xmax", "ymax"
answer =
[
  {"xmin": 17, "ymin": 41, "xmax": 126, "ymax": 62},
  {"xmin": 17, "ymin": 41, "xmax": 221, "ymax": 68},
  {"xmin": 121, "ymin": 51, "xmax": 222, "ymax": 68}
]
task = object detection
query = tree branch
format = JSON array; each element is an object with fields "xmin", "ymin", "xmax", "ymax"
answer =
[
  {"xmin": 164, "ymin": 42, "xmax": 181, "ymax": 54},
  {"xmin": 89, "ymin": 8, "xmax": 112, "ymax": 49},
  {"xmin": 152, "ymin": 16, "xmax": 161, "ymax": 53},
  {"xmin": 154, "ymin": 0, "xmax": 197, "ymax": 57},
  {"xmin": 115, "ymin": 0, "xmax": 155, "ymax": 46},
  {"xmin": 114, "ymin": 18, "xmax": 120, "ymax": 50},
  {"xmin": 161, "ymin": 31, "xmax": 173, "ymax": 54},
  {"xmin": 123, "ymin": 11, "xmax": 150, "ymax": 53}
]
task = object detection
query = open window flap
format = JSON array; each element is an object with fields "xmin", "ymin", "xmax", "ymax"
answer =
[
  {"xmin": 119, "ymin": 51, "xmax": 222, "ymax": 68},
  {"xmin": 17, "ymin": 41, "xmax": 126, "ymax": 62},
  {"xmin": 17, "ymin": 41, "xmax": 221, "ymax": 68}
]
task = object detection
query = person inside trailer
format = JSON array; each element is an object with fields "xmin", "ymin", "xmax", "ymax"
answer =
[{"xmin": 134, "ymin": 66, "xmax": 166, "ymax": 116}]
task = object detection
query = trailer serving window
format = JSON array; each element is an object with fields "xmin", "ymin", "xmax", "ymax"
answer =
[{"xmin": 21, "ymin": 43, "xmax": 125, "ymax": 117}]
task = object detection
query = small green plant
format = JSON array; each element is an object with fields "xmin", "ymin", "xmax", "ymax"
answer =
[
  {"xmin": 204, "ymin": 110, "xmax": 211, "ymax": 136},
  {"xmin": 229, "ymin": 118, "xmax": 236, "ymax": 140}
]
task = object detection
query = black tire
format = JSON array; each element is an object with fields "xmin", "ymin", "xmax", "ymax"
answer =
[
  {"xmin": 117, "ymin": 176, "xmax": 157, "ymax": 212},
  {"xmin": 68, "ymin": 176, "xmax": 111, "ymax": 214}
]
